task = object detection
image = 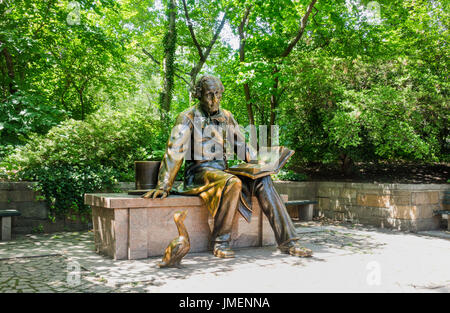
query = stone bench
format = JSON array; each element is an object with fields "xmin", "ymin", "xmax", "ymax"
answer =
[
  {"xmin": 0, "ymin": 209, "xmax": 21, "ymax": 241},
  {"xmin": 285, "ymin": 200, "xmax": 318, "ymax": 221},
  {"xmin": 435, "ymin": 191, "xmax": 450, "ymax": 230},
  {"xmin": 434, "ymin": 210, "xmax": 450, "ymax": 230},
  {"xmin": 84, "ymin": 193, "xmax": 283, "ymax": 260}
]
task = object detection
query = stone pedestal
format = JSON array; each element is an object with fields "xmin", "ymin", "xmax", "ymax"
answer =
[{"xmin": 84, "ymin": 193, "xmax": 281, "ymax": 260}]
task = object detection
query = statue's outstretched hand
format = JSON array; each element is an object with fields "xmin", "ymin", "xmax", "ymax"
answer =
[{"xmin": 142, "ymin": 189, "xmax": 169, "ymax": 199}]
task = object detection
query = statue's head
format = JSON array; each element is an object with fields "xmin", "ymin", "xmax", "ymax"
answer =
[{"xmin": 193, "ymin": 75, "xmax": 224, "ymax": 115}]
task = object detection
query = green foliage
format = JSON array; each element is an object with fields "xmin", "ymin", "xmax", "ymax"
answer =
[
  {"xmin": 0, "ymin": 90, "xmax": 66, "ymax": 158},
  {"xmin": 278, "ymin": 53, "xmax": 448, "ymax": 165},
  {"xmin": 0, "ymin": 0, "xmax": 133, "ymax": 153},
  {"xmin": 26, "ymin": 164, "xmax": 119, "ymax": 220},
  {"xmin": 219, "ymin": 0, "xmax": 448, "ymax": 170},
  {"xmin": 272, "ymin": 170, "xmax": 307, "ymax": 182},
  {"xmin": 149, "ymin": 149, "xmax": 166, "ymax": 161},
  {"xmin": 2, "ymin": 103, "xmax": 164, "ymax": 218},
  {"xmin": 31, "ymin": 224, "xmax": 44, "ymax": 234},
  {"xmin": 0, "ymin": 0, "xmax": 447, "ymax": 214}
]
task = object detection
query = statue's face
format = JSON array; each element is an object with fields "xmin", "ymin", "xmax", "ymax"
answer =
[{"xmin": 200, "ymin": 79, "xmax": 223, "ymax": 115}]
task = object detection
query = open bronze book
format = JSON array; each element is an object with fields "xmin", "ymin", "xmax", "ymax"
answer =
[{"xmin": 225, "ymin": 146, "xmax": 295, "ymax": 179}]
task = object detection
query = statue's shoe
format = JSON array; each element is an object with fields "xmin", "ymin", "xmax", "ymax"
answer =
[
  {"xmin": 213, "ymin": 242, "xmax": 235, "ymax": 258},
  {"xmin": 279, "ymin": 241, "xmax": 313, "ymax": 257}
]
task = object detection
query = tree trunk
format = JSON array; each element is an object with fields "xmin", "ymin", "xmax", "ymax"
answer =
[
  {"xmin": 79, "ymin": 84, "xmax": 86, "ymax": 120},
  {"xmin": 182, "ymin": 0, "xmax": 227, "ymax": 91},
  {"xmin": 239, "ymin": 6, "xmax": 254, "ymax": 125},
  {"xmin": 79, "ymin": 91, "xmax": 84, "ymax": 120},
  {"xmin": 269, "ymin": 67, "xmax": 280, "ymax": 146},
  {"xmin": 267, "ymin": 0, "xmax": 318, "ymax": 145},
  {"xmin": 1, "ymin": 44, "xmax": 17, "ymax": 94},
  {"xmin": 189, "ymin": 62, "xmax": 203, "ymax": 91},
  {"xmin": 159, "ymin": 0, "xmax": 177, "ymax": 117},
  {"xmin": 339, "ymin": 153, "xmax": 353, "ymax": 176},
  {"xmin": 243, "ymin": 83, "xmax": 254, "ymax": 125}
]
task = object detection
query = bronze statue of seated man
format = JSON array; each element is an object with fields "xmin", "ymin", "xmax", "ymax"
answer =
[{"xmin": 143, "ymin": 75, "xmax": 312, "ymax": 258}]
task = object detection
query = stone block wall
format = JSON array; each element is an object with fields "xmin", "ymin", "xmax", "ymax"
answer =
[
  {"xmin": 274, "ymin": 181, "xmax": 449, "ymax": 232},
  {"xmin": 318, "ymin": 182, "xmax": 448, "ymax": 231},
  {"xmin": 272, "ymin": 181, "xmax": 317, "ymax": 219},
  {"xmin": 1, "ymin": 181, "xmax": 448, "ymax": 235},
  {"xmin": 0, "ymin": 181, "xmax": 134, "ymax": 235},
  {"xmin": 0, "ymin": 182, "xmax": 50, "ymax": 234}
]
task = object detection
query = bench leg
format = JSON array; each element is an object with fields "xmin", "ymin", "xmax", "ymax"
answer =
[
  {"xmin": 448, "ymin": 215, "xmax": 450, "ymax": 231},
  {"xmin": 306, "ymin": 204, "xmax": 314, "ymax": 221},
  {"xmin": 298, "ymin": 204, "xmax": 314, "ymax": 222},
  {"xmin": 1, "ymin": 217, "xmax": 12, "ymax": 241}
]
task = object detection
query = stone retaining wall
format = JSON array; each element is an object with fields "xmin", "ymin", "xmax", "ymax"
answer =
[
  {"xmin": 272, "ymin": 181, "xmax": 317, "ymax": 219},
  {"xmin": 0, "ymin": 182, "xmax": 134, "ymax": 235},
  {"xmin": 0, "ymin": 182, "xmax": 50, "ymax": 234},
  {"xmin": 1, "ymin": 181, "xmax": 448, "ymax": 234},
  {"xmin": 274, "ymin": 181, "xmax": 449, "ymax": 232}
]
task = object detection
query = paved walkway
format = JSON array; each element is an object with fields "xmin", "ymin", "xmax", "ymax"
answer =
[{"xmin": 0, "ymin": 222, "xmax": 449, "ymax": 293}]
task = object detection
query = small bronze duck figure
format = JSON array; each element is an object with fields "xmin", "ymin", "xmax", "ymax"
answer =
[{"xmin": 159, "ymin": 210, "xmax": 190, "ymax": 268}]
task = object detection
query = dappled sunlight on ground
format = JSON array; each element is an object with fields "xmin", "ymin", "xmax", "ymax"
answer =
[{"xmin": 0, "ymin": 222, "xmax": 449, "ymax": 293}]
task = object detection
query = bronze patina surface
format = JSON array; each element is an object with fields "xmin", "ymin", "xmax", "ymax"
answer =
[
  {"xmin": 143, "ymin": 75, "xmax": 312, "ymax": 258},
  {"xmin": 159, "ymin": 210, "xmax": 190, "ymax": 268},
  {"xmin": 135, "ymin": 161, "xmax": 161, "ymax": 190}
]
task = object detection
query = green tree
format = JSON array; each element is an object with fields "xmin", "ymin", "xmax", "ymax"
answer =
[{"xmin": 0, "ymin": 0, "xmax": 129, "ymax": 156}]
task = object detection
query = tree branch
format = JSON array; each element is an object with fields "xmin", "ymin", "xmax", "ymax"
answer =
[
  {"xmin": 203, "ymin": 11, "xmax": 227, "ymax": 62},
  {"xmin": 238, "ymin": 5, "xmax": 252, "ymax": 61},
  {"xmin": 141, "ymin": 46, "xmax": 190, "ymax": 85},
  {"xmin": 189, "ymin": 9, "xmax": 229, "ymax": 86},
  {"xmin": 181, "ymin": 0, "xmax": 204, "ymax": 60},
  {"xmin": 33, "ymin": 0, "xmax": 55, "ymax": 38},
  {"xmin": 141, "ymin": 46, "xmax": 161, "ymax": 65},
  {"xmin": 175, "ymin": 73, "xmax": 190, "ymax": 86},
  {"xmin": 310, "ymin": 6, "xmax": 334, "ymax": 54},
  {"xmin": 281, "ymin": 0, "xmax": 318, "ymax": 58}
]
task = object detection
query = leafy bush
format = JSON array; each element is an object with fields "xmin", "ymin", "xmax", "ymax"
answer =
[
  {"xmin": 0, "ymin": 90, "xmax": 65, "ymax": 159},
  {"xmin": 272, "ymin": 170, "xmax": 307, "ymax": 182},
  {"xmin": 279, "ymin": 55, "xmax": 448, "ymax": 171},
  {"xmin": 24, "ymin": 164, "xmax": 119, "ymax": 221},
  {"xmin": 1, "ymin": 103, "xmax": 165, "ymax": 219}
]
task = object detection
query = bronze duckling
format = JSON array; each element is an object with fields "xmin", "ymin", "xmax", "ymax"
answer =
[{"xmin": 159, "ymin": 210, "xmax": 190, "ymax": 268}]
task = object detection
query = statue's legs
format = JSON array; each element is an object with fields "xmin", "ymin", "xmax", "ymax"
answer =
[
  {"xmin": 209, "ymin": 174, "xmax": 311, "ymax": 258},
  {"xmin": 210, "ymin": 176, "xmax": 241, "ymax": 258},
  {"xmin": 254, "ymin": 176, "xmax": 313, "ymax": 257},
  {"xmin": 253, "ymin": 176, "xmax": 298, "ymax": 244}
]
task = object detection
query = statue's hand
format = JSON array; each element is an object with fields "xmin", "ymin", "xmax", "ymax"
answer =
[{"xmin": 142, "ymin": 189, "xmax": 169, "ymax": 199}]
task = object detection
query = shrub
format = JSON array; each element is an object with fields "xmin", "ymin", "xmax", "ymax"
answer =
[
  {"xmin": 0, "ymin": 90, "xmax": 65, "ymax": 160},
  {"xmin": 280, "ymin": 55, "xmax": 448, "ymax": 172},
  {"xmin": 272, "ymin": 170, "xmax": 307, "ymax": 182},
  {"xmin": 1, "ymin": 103, "xmax": 165, "ymax": 219},
  {"xmin": 24, "ymin": 164, "xmax": 120, "ymax": 221}
]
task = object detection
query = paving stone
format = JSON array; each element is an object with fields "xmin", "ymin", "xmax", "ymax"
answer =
[{"xmin": 0, "ymin": 225, "xmax": 448, "ymax": 293}]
